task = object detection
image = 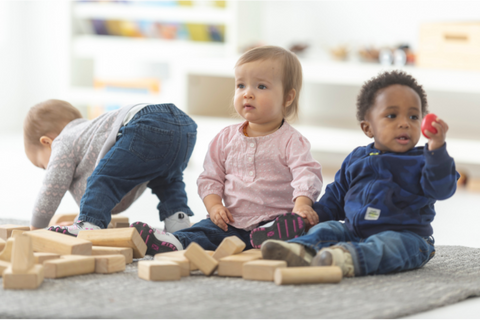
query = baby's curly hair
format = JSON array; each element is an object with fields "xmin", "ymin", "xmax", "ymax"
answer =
[{"xmin": 356, "ymin": 70, "xmax": 428, "ymax": 121}]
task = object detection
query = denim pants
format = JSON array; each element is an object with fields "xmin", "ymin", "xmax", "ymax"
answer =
[
  {"xmin": 78, "ymin": 104, "xmax": 197, "ymax": 229},
  {"xmin": 174, "ymin": 218, "xmax": 254, "ymax": 251},
  {"xmin": 288, "ymin": 221, "xmax": 435, "ymax": 276}
]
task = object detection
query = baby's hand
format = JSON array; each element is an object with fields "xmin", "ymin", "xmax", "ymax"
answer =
[
  {"xmin": 209, "ymin": 204, "xmax": 234, "ymax": 232},
  {"xmin": 424, "ymin": 117, "xmax": 449, "ymax": 151},
  {"xmin": 293, "ymin": 203, "xmax": 319, "ymax": 227}
]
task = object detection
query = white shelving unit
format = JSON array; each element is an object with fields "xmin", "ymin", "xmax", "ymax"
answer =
[{"xmin": 67, "ymin": 1, "xmax": 480, "ymax": 174}]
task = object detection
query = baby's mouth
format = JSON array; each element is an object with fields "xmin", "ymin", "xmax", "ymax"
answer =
[
  {"xmin": 244, "ymin": 104, "xmax": 255, "ymax": 110},
  {"xmin": 396, "ymin": 135, "xmax": 410, "ymax": 144}
]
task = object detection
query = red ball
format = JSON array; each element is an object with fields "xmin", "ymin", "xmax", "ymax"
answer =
[{"xmin": 421, "ymin": 113, "xmax": 438, "ymax": 138}]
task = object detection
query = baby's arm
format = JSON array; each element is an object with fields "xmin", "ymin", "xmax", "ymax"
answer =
[
  {"xmin": 197, "ymin": 129, "xmax": 232, "ymax": 231},
  {"xmin": 30, "ymin": 144, "xmax": 76, "ymax": 230},
  {"xmin": 286, "ymin": 135, "xmax": 323, "ymax": 226}
]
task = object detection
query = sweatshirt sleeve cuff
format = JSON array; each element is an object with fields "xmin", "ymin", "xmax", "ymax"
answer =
[{"xmin": 424, "ymin": 142, "xmax": 450, "ymax": 166}]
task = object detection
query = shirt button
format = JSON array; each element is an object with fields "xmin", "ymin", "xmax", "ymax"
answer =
[
  {"xmin": 250, "ymin": 143, "xmax": 255, "ymax": 148},
  {"xmin": 249, "ymin": 171, "xmax": 253, "ymax": 176}
]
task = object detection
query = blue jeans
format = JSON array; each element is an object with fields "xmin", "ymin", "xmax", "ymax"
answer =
[
  {"xmin": 174, "ymin": 218, "xmax": 254, "ymax": 251},
  {"xmin": 78, "ymin": 104, "xmax": 197, "ymax": 229},
  {"xmin": 288, "ymin": 221, "xmax": 435, "ymax": 276}
]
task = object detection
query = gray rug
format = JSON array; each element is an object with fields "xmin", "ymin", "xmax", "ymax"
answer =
[{"xmin": 1, "ymin": 218, "xmax": 480, "ymax": 318}]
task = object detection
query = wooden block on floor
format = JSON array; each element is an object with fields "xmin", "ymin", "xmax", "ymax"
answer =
[
  {"xmin": 44, "ymin": 255, "xmax": 95, "ymax": 279},
  {"xmin": 243, "ymin": 260, "xmax": 287, "ymax": 281},
  {"xmin": 3, "ymin": 264, "xmax": 44, "ymax": 289},
  {"xmin": 155, "ymin": 253, "xmax": 190, "ymax": 277},
  {"xmin": 34, "ymin": 252, "xmax": 61, "ymax": 264},
  {"xmin": 274, "ymin": 266, "xmax": 343, "ymax": 285},
  {"xmin": 92, "ymin": 246, "xmax": 133, "ymax": 264},
  {"xmin": 10, "ymin": 230, "xmax": 25, "ymax": 238},
  {"xmin": 184, "ymin": 243, "xmax": 218, "ymax": 276},
  {"xmin": 77, "ymin": 228, "xmax": 146, "ymax": 258},
  {"xmin": 155, "ymin": 250, "xmax": 198, "ymax": 271},
  {"xmin": 11, "ymin": 234, "xmax": 35, "ymax": 273},
  {"xmin": 0, "ymin": 225, "xmax": 31, "ymax": 241},
  {"xmin": 0, "ymin": 260, "xmax": 10, "ymax": 275},
  {"xmin": 212, "ymin": 236, "xmax": 246, "ymax": 261},
  {"xmin": 0, "ymin": 238, "xmax": 14, "ymax": 262},
  {"xmin": 25, "ymin": 229, "xmax": 92, "ymax": 255},
  {"xmin": 138, "ymin": 260, "xmax": 181, "ymax": 281},
  {"xmin": 218, "ymin": 249, "xmax": 263, "ymax": 277},
  {"xmin": 0, "ymin": 238, "xmax": 5, "ymax": 252},
  {"xmin": 108, "ymin": 215, "xmax": 130, "ymax": 228},
  {"xmin": 93, "ymin": 254, "xmax": 125, "ymax": 274},
  {"xmin": 48, "ymin": 213, "xmax": 78, "ymax": 227}
]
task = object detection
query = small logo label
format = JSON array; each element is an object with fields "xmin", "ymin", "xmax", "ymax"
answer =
[{"xmin": 365, "ymin": 207, "xmax": 381, "ymax": 220}]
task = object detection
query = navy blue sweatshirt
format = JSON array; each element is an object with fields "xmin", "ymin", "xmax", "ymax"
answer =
[{"xmin": 314, "ymin": 143, "xmax": 459, "ymax": 238}]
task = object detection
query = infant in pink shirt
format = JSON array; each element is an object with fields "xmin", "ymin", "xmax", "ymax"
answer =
[
  {"xmin": 129, "ymin": 46, "xmax": 323, "ymax": 255},
  {"xmin": 197, "ymin": 120, "xmax": 322, "ymax": 231}
]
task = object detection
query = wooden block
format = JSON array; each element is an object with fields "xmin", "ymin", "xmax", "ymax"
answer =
[
  {"xmin": 48, "ymin": 213, "xmax": 78, "ymax": 226},
  {"xmin": 0, "ymin": 238, "xmax": 14, "ymax": 262},
  {"xmin": 114, "ymin": 222, "xmax": 130, "ymax": 228},
  {"xmin": 25, "ymin": 229, "xmax": 92, "ymax": 255},
  {"xmin": 93, "ymin": 254, "xmax": 125, "ymax": 274},
  {"xmin": 77, "ymin": 228, "xmax": 146, "ymax": 258},
  {"xmin": 3, "ymin": 264, "xmax": 44, "ymax": 289},
  {"xmin": 218, "ymin": 249, "xmax": 263, "ymax": 277},
  {"xmin": 155, "ymin": 250, "xmax": 198, "ymax": 271},
  {"xmin": 10, "ymin": 230, "xmax": 25, "ymax": 238},
  {"xmin": 155, "ymin": 254, "xmax": 190, "ymax": 277},
  {"xmin": 11, "ymin": 234, "xmax": 35, "ymax": 273},
  {"xmin": 274, "ymin": 266, "xmax": 343, "ymax": 285},
  {"xmin": 0, "ymin": 225, "xmax": 30, "ymax": 241},
  {"xmin": 212, "ymin": 236, "xmax": 246, "ymax": 261},
  {"xmin": 0, "ymin": 238, "xmax": 5, "ymax": 252},
  {"xmin": 108, "ymin": 215, "xmax": 130, "ymax": 228},
  {"xmin": 44, "ymin": 255, "xmax": 95, "ymax": 278},
  {"xmin": 184, "ymin": 243, "xmax": 218, "ymax": 276},
  {"xmin": 243, "ymin": 260, "xmax": 287, "ymax": 281},
  {"xmin": 33, "ymin": 252, "xmax": 61, "ymax": 264},
  {"xmin": 138, "ymin": 260, "xmax": 181, "ymax": 281},
  {"xmin": 0, "ymin": 259, "xmax": 10, "ymax": 275},
  {"xmin": 92, "ymin": 246, "xmax": 133, "ymax": 264}
]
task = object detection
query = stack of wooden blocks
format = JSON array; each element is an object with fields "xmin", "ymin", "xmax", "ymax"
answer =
[
  {"xmin": 0, "ymin": 213, "xmax": 142, "ymax": 290},
  {"xmin": 0, "ymin": 213, "xmax": 343, "ymax": 289}
]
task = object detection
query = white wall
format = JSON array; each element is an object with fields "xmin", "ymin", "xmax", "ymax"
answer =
[{"xmin": 0, "ymin": 1, "xmax": 70, "ymax": 134}]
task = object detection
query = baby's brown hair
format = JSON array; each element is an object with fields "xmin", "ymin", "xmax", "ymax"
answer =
[
  {"xmin": 24, "ymin": 99, "xmax": 82, "ymax": 146},
  {"xmin": 235, "ymin": 46, "xmax": 303, "ymax": 121}
]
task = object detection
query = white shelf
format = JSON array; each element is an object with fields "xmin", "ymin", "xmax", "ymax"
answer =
[
  {"xmin": 73, "ymin": 35, "xmax": 228, "ymax": 60},
  {"xmin": 300, "ymin": 59, "xmax": 480, "ymax": 94},
  {"xmin": 192, "ymin": 116, "xmax": 480, "ymax": 167},
  {"xmin": 73, "ymin": 2, "xmax": 233, "ymax": 24},
  {"xmin": 68, "ymin": 86, "xmax": 180, "ymax": 108}
]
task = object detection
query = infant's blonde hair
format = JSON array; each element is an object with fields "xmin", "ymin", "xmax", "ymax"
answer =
[
  {"xmin": 235, "ymin": 45, "xmax": 303, "ymax": 121},
  {"xmin": 24, "ymin": 99, "xmax": 82, "ymax": 146}
]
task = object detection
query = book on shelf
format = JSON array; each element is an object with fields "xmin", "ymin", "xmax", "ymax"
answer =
[
  {"xmin": 94, "ymin": 78, "xmax": 161, "ymax": 94},
  {"xmin": 88, "ymin": 19, "xmax": 225, "ymax": 42}
]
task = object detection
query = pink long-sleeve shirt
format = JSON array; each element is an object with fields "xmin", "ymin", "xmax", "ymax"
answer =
[{"xmin": 197, "ymin": 121, "xmax": 323, "ymax": 231}]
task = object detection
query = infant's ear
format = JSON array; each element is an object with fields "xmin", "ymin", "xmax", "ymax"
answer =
[
  {"xmin": 39, "ymin": 136, "xmax": 53, "ymax": 147},
  {"xmin": 360, "ymin": 121, "xmax": 374, "ymax": 138}
]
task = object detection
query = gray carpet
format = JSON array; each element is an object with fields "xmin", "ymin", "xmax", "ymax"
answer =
[{"xmin": 1, "ymin": 218, "xmax": 480, "ymax": 318}]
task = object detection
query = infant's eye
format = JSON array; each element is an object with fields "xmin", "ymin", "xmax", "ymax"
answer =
[
  {"xmin": 258, "ymin": 84, "xmax": 267, "ymax": 89},
  {"xmin": 410, "ymin": 115, "xmax": 419, "ymax": 120},
  {"xmin": 237, "ymin": 84, "xmax": 244, "ymax": 89},
  {"xmin": 387, "ymin": 114, "xmax": 396, "ymax": 119}
]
